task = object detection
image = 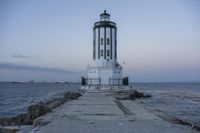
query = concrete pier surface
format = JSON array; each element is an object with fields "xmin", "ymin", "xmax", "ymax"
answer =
[{"xmin": 21, "ymin": 88, "xmax": 198, "ymax": 133}]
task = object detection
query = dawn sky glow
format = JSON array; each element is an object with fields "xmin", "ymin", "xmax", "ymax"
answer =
[{"xmin": 0, "ymin": 0, "xmax": 200, "ymax": 82}]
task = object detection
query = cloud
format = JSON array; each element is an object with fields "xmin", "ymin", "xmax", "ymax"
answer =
[
  {"xmin": 0, "ymin": 62, "xmax": 86, "ymax": 82},
  {"xmin": 0, "ymin": 62, "xmax": 73, "ymax": 74},
  {"xmin": 11, "ymin": 55, "xmax": 29, "ymax": 58}
]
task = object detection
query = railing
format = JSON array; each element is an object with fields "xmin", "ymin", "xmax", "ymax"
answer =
[
  {"xmin": 81, "ymin": 77, "xmax": 128, "ymax": 86},
  {"xmin": 109, "ymin": 78, "xmax": 123, "ymax": 86},
  {"xmin": 86, "ymin": 78, "xmax": 101, "ymax": 86},
  {"xmin": 94, "ymin": 21, "xmax": 116, "ymax": 27}
]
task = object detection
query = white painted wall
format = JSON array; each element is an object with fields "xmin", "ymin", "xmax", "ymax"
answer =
[{"xmin": 88, "ymin": 66, "xmax": 122, "ymax": 85}]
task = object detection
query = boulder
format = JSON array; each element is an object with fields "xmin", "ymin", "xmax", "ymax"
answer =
[
  {"xmin": 129, "ymin": 90, "xmax": 151, "ymax": 100},
  {"xmin": 27, "ymin": 102, "xmax": 51, "ymax": 123},
  {"xmin": 64, "ymin": 92, "xmax": 81, "ymax": 100},
  {"xmin": 115, "ymin": 90, "xmax": 151, "ymax": 100},
  {"xmin": 0, "ymin": 114, "xmax": 28, "ymax": 126},
  {"xmin": 33, "ymin": 118, "xmax": 50, "ymax": 127},
  {"xmin": 0, "ymin": 128, "xmax": 19, "ymax": 133}
]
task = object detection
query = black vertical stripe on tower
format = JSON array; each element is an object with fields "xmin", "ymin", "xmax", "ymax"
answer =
[
  {"xmin": 115, "ymin": 28, "xmax": 117, "ymax": 60},
  {"xmin": 98, "ymin": 28, "xmax": 100, "ymax": 59},
  {"xmin": 104, "ymin": 27, "xmax": 106, "ymax": 59},
  {"xmin": 93, "ymin": 28, "xmax": 96, "ymax": 60},
  {"xmin": 110, "ymin": 28, "xmax": 112, "ymax": 59},
  {"xmin": 93, "ymin": 28, "xmax": 94, "ymax": 59}
]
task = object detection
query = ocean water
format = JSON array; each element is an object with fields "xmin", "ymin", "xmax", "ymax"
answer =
[
  {"xmin": 132, "ymin": 83, "xmax": 200, "ymax": 126},
  {"xmin": 0, "ymin": 82, "xmax": 80, "ymax": 118}
]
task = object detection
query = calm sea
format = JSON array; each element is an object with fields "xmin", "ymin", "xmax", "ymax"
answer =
[
  {"xmin": 0, "ymin": 82, "xmax": 199, "ymax": 126},
  {"xmin": 0, "ymin": 82, "xmax": 80, "ymax": 118},
  {"xmin": 132, "ymin": 82, "xmax": 200, "ymax": 126}
]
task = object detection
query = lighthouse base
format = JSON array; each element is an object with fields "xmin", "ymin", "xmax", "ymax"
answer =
[{"xmin": 86, "ymin": 66, "xmax": 122, "ymax": 86}]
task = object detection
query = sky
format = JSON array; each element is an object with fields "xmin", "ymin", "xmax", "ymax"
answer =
[{"xmin": 0, "ymin": 0, "xmax": 200, "ymax": 82}]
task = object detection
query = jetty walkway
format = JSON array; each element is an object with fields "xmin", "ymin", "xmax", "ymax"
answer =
[{"xmin": 24, "ymin": 88, "xmax": 197, "ymax": 133}]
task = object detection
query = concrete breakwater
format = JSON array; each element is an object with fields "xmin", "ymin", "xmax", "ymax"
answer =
[
  {"xmin": 1, "ymin": 87, "xmax": 199, "ymax": 133},
  {"xmin": 19, "ymin": 87, "xmax": 200, "ymax": 133},
  {"xmin": 0, "ymin": 91, "xmax": 81, "ymax": 127}
]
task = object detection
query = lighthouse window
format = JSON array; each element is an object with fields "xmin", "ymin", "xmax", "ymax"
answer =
[
  {"xmin": 101, "ymin": 50, "xmax": 103, "ymax": 56},
  {"xmin": 107, "ymin": 50, "xmax": 109, "ymax": 56},
  {"xmin": 107, "ymin": 38, "xmax": 109, "ymax": 45},
  {"xmin": 101, "ymin": 38, "xmax": 103, "ymax": 45}
]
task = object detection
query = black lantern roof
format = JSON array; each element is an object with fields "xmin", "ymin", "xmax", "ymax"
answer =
[{"xmin": 100, "ymin": 10, "xmax": 110, "ymax": 17}]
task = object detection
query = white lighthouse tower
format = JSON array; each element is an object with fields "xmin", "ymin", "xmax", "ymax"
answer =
[{"xmin": 82, "ymin": 10, "xmax": 128, "ymax": 86}]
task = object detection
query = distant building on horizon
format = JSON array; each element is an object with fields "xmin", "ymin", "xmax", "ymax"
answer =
[{"xmin": 82, "ymin": 10, "xmax": 128, "ymax": 87}]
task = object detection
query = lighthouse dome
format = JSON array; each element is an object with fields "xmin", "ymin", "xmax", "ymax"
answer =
[{"xmin": 100, "ymin": 10, "xmax": 110, "ymax": 21}]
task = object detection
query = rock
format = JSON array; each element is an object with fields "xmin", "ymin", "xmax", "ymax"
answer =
[
  {"xmin": 89, "ymin": 121, "xmax": 96, "ymax": 124},
  {"xmin": 33, "ymin": 118, "xmax": 43, "ymax": 127},
  {"xmin": 0, "ymin": 114, "xmax": 28, "ymax": 126},
  {"xmin": 129, "ymin": 90, "xmax": 151, "ymax": 100},
  {"xmin": 129, "ymin": 91, "xmax": 143, "ymax": 100},
  {"xmin": 64, "ymin": 92, "xmax": 81, "ymax": 100},
  {"xmin": 47, "ymin": 100, "xmax": 61, "ymax": 109},
  {"xmin": 143, "ymin": 94, "xmax": 151, "ymax": 98},
  {"xmin": 115, "ymin": 96, "xmax": 130, "ymax": 100},
  {"xmin": 115, "ymin": 90, "xmax": 151, "ymax": 100},
  {"xmin": 33, "ymin": 118, "xmax": 50, "ymax": 127},
  {"xmin": 0, "ymin": 128, "xmax": 19, "ymax": 133},
  {"xmin": 27, "ymin": 102, "xmax": 51, "ymax": 123}
]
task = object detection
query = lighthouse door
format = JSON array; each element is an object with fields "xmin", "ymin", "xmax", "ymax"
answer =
[{"xmin": 100, "ymin": 69, "xmax": 112, "ymax": 85}]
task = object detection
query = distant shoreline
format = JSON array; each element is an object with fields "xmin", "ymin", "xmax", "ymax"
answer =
[
  {"xmin": 1, "ymin": 81, "xmax": 200, "ymax": 84},
  {"xmin": 0, "ymin": 81, "xmax": 71, "ymax": 83}
]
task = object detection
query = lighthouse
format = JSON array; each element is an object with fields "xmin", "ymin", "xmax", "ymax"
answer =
[{"xmin": 82, "ymin": 10, "xmax": 128, "ymax": 86}]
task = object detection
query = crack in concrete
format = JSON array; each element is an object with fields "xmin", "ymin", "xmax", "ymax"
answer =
[
  {"xmin": 115, "ymin": 100, "xmax": 133, "ymax": 116},
  {"xmin": 83, "ymin": 114, "xmax": 120, "ymax": 116}
]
